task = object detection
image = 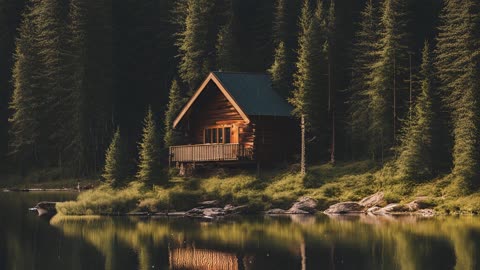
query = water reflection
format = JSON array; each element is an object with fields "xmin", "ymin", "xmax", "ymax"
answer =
[
  {"xmin": 49, "ymin": 214, "xmax": 480, "ymax": 270},
  {"xmin": 1, "ymin": 192, "xmax": 479, "ymax": 270}
]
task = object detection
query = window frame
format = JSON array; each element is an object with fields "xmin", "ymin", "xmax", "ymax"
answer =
[{"xmin": 203, "ymin": 126, "xmax": 234, "ymax": 144}]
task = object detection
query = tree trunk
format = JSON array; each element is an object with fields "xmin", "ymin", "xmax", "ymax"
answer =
[{"xmin": 301, "ymin": 114, "xmax": 306, "ymax": 176}]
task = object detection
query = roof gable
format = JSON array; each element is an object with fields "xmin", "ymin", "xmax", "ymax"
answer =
[{"xmin": 173, "ymin": 72, "xmax": 293, "ymax": 128}]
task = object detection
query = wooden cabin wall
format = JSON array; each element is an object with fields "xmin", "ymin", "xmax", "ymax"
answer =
[
  {"xmin": 181, "ymin": 82, "xmax": 254, "ymax": 146},
  {"xmin": 252, "ymin": 116, "xmax": 299, "ymax": 163}
]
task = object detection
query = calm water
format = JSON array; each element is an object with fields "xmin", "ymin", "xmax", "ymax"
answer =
[{"xmin": 1, "ymin": 192, "xmax": 480, "ymax": 270}]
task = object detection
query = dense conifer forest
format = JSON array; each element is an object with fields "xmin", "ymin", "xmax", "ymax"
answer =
[{"xmin": 2, "ymin": 0, "xmax": 480, "ymax": 194}]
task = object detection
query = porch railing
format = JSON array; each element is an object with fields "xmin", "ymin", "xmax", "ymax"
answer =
[{"xmin": 169, "ymin": 143, "xmax": 253, "ymax": 163}]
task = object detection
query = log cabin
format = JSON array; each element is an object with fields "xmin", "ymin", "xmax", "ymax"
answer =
[{"xmin": 170, "ymin": 71, "xmax": 299, "ymax": 166}]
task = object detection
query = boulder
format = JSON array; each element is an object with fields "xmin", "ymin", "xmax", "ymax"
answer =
[
  {"xmin": 34, "ymin": 201, "xmax": 57, "ymax": 216},
  {"xmin": 359, "ymin": 192, "xmax": 386, "ymax": 208},
  {"xmin": 285, "ymin": 209, "xmax": 310, "ymax": 214},
  {"xmin": 198, "ymin": 200, "xmax": 220, "ymax": 208},
  {"xmin": 406, "ymin": 199, "xmax": 433, "ymax": 212},
  {"xmin": 266, "ymin": 208, "xmax": 287, "ymax": 215},
  {"xmin": 367, "ymin": 206, "xmax": 382, "ymax": 213},
  {"xmin": 185, "ymin": 207, "xmax": 225, "ymax": 219},
  {"xmin": 223, "ymin": 204, "xmax": 249, "ymax": 215},
  {"xmin": 324, "ymin": 202, "xmax": 365, "ymax": 214},
  {"xmin": 417, "ymin": 209, "xmax": 435, "ymax": 217},
  {"xmin": 378, "ymin": 203, "xmax": 409, "ymax": 213},
  {"xmin": 287, "ymin": 197, "xmax": 318, "ymax": 214}
]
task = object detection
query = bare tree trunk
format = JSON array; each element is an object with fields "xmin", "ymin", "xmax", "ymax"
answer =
[
  {"xmin": 409, "ymin": 53, "xmax": 412, "ymax": 122},
  {"xmin": 301, "ymin": 114, "xmax": 306, "ymax": 176},
  {"xmin": 393, "ymin": 52, "xmax": 397, "ymax": 143},
  {"xmin": 328, "ymin": 62, "xmax": 332, "ymax": 113},
  {"xmin": 330, "ymin": 110, "xmax": 336, "ymax": 165}
]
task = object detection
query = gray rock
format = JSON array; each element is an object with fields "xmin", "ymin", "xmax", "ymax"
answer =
[
  {"xmin": 224, "ymin": 204, "xmax": 249, "ymax": 215},
  {"xmin": 266, "ymin": 208, "xmax": 287, "ymax": 215},
  {"xmin": 34, "ymin": 201, "xmax": 57, "ymax": 216},
  {"xmin": 198, "ymin": 200, "xmax": 220, "ymax": 208},
  {"xmin": 324, "ymin": 202, "xmax": 366, "ymax": 214},
  {"xmin": 406, "ymin": 199, "xmax": 433, "ymax": 212},
  {"xmin": 202, "ymin": 208, "xmax": 225, "ymax": 217},
  {"xmin": 288, "ymin": 197, "xmax": 318, "ymax": 214},
  {"xmin": 285, "ymin": 209, "xmax": 310, "ymax": 214},
  {"xmin": 379, "ymin": 203, "xmax": 408, "ymax": 213},
  {"xmin": 359, "ymin": 192, "xmax": 386, "ymax": 208},
  {"xmin": 417, "ymin": 209, "xmax": 435, "ymax": 217},
  {"xmin": 367, "ymin": 206, "xmax": 382, "ymax": 213}
]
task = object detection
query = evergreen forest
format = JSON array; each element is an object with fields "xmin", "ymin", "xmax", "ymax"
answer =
[{"xmin": 2, "ymin": 0, "xmax": 480, "ymax": 195}]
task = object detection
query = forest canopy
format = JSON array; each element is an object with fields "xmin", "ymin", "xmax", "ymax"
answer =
[{"xmin": 2, "ymin": 0, "xmax": 480, "ymax": 192}]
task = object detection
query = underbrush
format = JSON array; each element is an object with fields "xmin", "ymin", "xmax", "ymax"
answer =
[{"xmin": 57, "ymin": 160, "xmax": 480, "ymax": 215}]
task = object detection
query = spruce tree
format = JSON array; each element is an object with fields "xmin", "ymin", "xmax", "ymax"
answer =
[
  {"xmin": 164, "ymin": 79, "xmax": 186, "ymax": 148},
  {"xmin": 269, "ymin": 0, "xmax": 297, "ymax": 100},
  {"xmin": 326, "ymin": 0, "xmax": 336, "ymax": 163},
  {"xmin": 268, "ymin": 42, "xmax": 292, "ymax": 99},
  {"xmin": 290, "ymin": 0, "xmax": 327, "ymax": 174},
  {"xmin": 348, "ymin": 0, "xmax": 381, "ymax": 158},
  {"xmin": 366, "ymin": 0, "xmax": 409, "ymax": 161},
  {"xmin": 9, "ymin": 3, "xmax": 41, "ymax": 164},
  {"xmin": 102, "ymin": 128, "xmax": 129, "ymax": 188},
  {"xmin": 395, "ymin": 42, "xmax": 435, "ymax": 180},
  {"xmin": 137, "ymin": 107, "xmax": 166, "ymax": 186},
  {"xmin": 216, "ymin": 18, "xmax": 236, "ymax": 71},
  {"xmin": 34, "ymin": 0, "xmax": 71, "ymax": 166},
  {"xmin": 272, "ymin": 0, "xmax": 288, "ymax": 47},
  {"xmin": 177, "ymin": 0, "xmax": 214, "ymax": 94},
  {"xmin": 436, "ymin": 0, "xmax": 480, "ymax": 191}
]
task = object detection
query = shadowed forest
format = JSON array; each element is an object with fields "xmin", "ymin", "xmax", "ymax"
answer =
[{"xmin": 2, "ymin": 0, "xmax": 480, "ymax": 195}]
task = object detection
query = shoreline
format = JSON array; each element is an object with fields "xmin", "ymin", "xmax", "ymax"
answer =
[{"xmin": 3, "ymin": 188, "xmax": 80, "ymax": 192}]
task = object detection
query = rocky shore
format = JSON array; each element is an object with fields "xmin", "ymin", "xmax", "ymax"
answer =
[
  {"xmin": 323, "ymin": 192, "xmax": 436, "ymax": 217},
  {"xmin": 33, "ymin": 191, "xmax": 438, "ymax": 219}
]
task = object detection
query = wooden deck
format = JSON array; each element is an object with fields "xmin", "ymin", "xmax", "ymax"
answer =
[{"xmin": 169, "ymin": 144, "xmax": 253, "ymax": 163}]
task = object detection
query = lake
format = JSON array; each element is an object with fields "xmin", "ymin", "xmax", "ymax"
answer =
[{"xmin": 1, "ymin": 192, "xmax": 479, "ymax": 270}]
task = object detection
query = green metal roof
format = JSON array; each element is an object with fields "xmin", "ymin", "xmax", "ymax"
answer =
[{"xmin": 212, "ymin": 72, "xmax": 293, "ymax": 117}]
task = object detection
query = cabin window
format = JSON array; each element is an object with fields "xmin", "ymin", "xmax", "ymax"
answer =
[
  {"xmin": 218, "ymin": 128, "xmax": 223, "ymax": 143},
  {"xmin": 212, "ymin": 129, "xmax": 218, "ymax": 143},
  {"xmin": 224, "ymin": 128, "xmax": 231, "ymax": 143},
  {"xmin": 205, "ymin": 129, "xmax": 212, "ymax": 143},
  {"xmin": 204, "ymin": 127, "xmax": 232, "ymax": 144}
]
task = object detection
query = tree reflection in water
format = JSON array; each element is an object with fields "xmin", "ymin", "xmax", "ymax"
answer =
[{"xmin": 49, "ymin": 214, "xmax": 480, "ymax": 270}]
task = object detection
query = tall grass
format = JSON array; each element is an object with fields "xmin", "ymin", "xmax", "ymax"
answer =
[{"xmin": 57, "ymin": 160, "xmax": 480, "ymax": 215}]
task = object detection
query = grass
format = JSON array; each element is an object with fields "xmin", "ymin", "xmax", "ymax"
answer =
[{"xmin": 55, "ymin": 160, "xmax": 480, "ymax": 216}]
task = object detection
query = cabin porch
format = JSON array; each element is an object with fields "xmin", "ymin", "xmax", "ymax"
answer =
[{"xmin": 169, "ymin": 143, "xmax": 254, "ymax": 164}]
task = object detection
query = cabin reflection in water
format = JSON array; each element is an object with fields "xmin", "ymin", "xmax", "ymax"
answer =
[
  {"xmin": 169, "ymin": 248, "xmax": 241, "ymax": 270},
  {"xmin": 49, "ymin": 215, "xmax": 480, "ymax": 270}
]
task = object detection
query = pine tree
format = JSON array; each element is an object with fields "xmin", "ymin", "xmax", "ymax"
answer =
[
  {"xmin": 216, "ymin": 18, "xmax": 236, "ymax": 71},
  {"xmin": 290, "ymin": 0, "xmax": 327, "ymax": 174},
  {"xmin": 269, "ymin": 0, "xmax": 297, "ymax": 99},
  {"xmin": 137, "ymin": 107, "xmax": 167, "ymax": 186},
  {"xmin": 436, "ymin": 0, "xmax": 480, "ymax": 191},
  {"xmin": 272, "ymin": 0, "xmax": 288, "ymax": 47},
  {"xmin": 268, "ymin": 42, "xmax": 292, "ymax": 99},
  {"xmin": 395, "ymin": 42, "xmax": 435, "ymax": 180},
  {"xmin": 348, "ymin": 0, "xmax": 380, "ymax": 158},
  {"xmin": 325, "ymin": 0, "xmax": 336, "ymax": 164},
  {"xmin": 177, "ymin": 0, "xmax": 214, "ymax": 94},
  {"xmin": 9, "ymin": 3, "xmax": 41, "ymax": 164},
  {"xmin": 102, "ymin": 128, "xmax": 129, "ymax": 188},
  {"xmin": 34, "ymin": 0, "xmax": 71, "ymax": 166},
  {"xmin": 68, "ymin": 0, "xmax": 89, "ymax": 174},
  {"xmin": 164, "ymin": 79, "xmax": 186, "ymax": 148},
  {"xmin": 366, "ymin": 0, "xmax": 409, "ymax": 161}
]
